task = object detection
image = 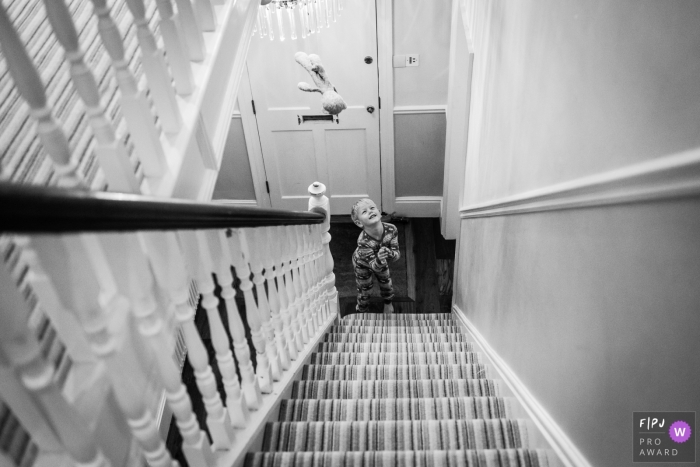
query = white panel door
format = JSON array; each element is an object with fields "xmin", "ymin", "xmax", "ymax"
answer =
[{"xmin": 246, "ymin": 1, "xmax": 381, "ymax": 214}]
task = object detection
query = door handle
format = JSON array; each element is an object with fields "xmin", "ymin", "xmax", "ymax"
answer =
[{"xmin": 366, "ymin": 106, "xmax": 375, "ymax": 114}]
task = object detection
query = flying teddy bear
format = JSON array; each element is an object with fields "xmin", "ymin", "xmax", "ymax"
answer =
[{"xmin": 295, "ymin": 52, "xmax": 347, "ymax": 115}]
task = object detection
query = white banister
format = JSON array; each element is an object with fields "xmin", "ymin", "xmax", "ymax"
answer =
[
  {"xmin": 261, "ymin": 227, "xmax": 292, "ymax": 370},
  {"xmin": 154, "ymin": 0, "xmax": 195, "ymax": 95},
  {"xmin": 0, "ymin": 257, "xmax": 112, "ymax": 467},
  {"xmin": 227, "ymin": 229, "xmax": 273, "ymax": 394},
  {"xmin": 143, "ymin": 232, "xmax": 235, "ymax": 450},
  {"xmin": 175, "ymin": 0, "xmax": 206, "ymax": 61},
  {"xmin": 209, "ymin": 230, "xmax": 261, "ymax": 414},
  {"xmin": 41, "ymin": 0, "xmax": 141, "ymax": 193},
  {"xmin": 194, "ymin": 0, "xmax": 216, "ymax": 32},
  {"xmin": 89, "ymin": 0, "xmax": 168, "ymax": 181},
  {"xmin": 241, "ymin": 229, "xmax": 283, "ymax": 382},
  {"xmin": 124, "ymin": 0, "xmax": 182, "ymax": 134},
  {"xmin": 0, "ymin": 4, "xmax": 84, "ymax": 189}
]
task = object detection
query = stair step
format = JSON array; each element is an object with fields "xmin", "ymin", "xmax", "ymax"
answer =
[
  {"xmin": 344, "ymin": 313, "xmax": 454, "ymax": 321},
  {"xmin": 324, "ymin": 333, "xmax": 469, "ymax": 343},
  {"xmin": 317, "ymin": 341, "xmax": 475, "ymax": 353},
  {"xmin": 310, "ymin": 351, "xmax": 482, "ymax": 365},
  {"xmin": 278, "ymin": 397, "xmax": 512, "ymax": 421},
  {"xmin": 343, "ymin": 319, "xmax": 457, "ymax": 326},
  {"xmin": 330, "ymin": 325, "xmax": 463, "ymax": 333},
  {"xmin": 302, "ymin": 364, "xmax": 488, "ymax": 381},
  {"xmin": 261, "ymin": 419, "xmax": 530, "ymax": 451},
  {"xmin": 246, "ymin": 449, "xmax": 553, "ymax": 467},
  {"xmin": 291, "ymin": 379, "xmax": 500, "ymax": 399}
]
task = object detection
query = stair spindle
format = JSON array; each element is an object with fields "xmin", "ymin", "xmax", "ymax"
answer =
[
  {"xmin": 0, "ymin": 260, "xmax": 112, "ymax": 467},
  {"xmin": 276, "ymin": 226, "xmax": 305, "ymax": 351},
  {"xmin": 227, "ymin": 229, "xmax": 273, "ymax": 394},
  {"xmin": 66, "ymin": 235, "xmax": 179, "ymax": 467},
  {"xmin": 89, "ymin": 0, "xmax": 169, "ymax": 179},
  {"xmin": 124, "ymin": 0, "xmax": 182, "ymax": 133},
  {"xmin": 141, "ymin": 232, "xmax": 235, "ymax": 449},
  {"xmin": 261, "ymin": 227, "xmax": 291, "ymax": 370},
  {"xmin": 287, "ymin": 225, "xmax": 310, "ymax": 341},
  {"xmin": 98, "ymin": 233, "xmax": 216, "ymax": 466},
  {"xmin": 295, "ymin": 225, "xmax": 317, "ymax": 334},
  {"xmin": 305, "ymin": 224, "xmax": 323, "ymax": 329},
  {"xmin": 153, "ymin": 0, "xmax": 195, "ymax": 95},
  {"xmin": 193, "ymin": 0, "xmax": 216, "ymax": 32},
  {"xmin": 175, "ymin": 0, "xmax": 206, "ymax": 61},
  {"xmin": 239, "ymin": 229, "xmax": 282, "ymax": 381},
  {"xmin": 41, "ymin": 0, "xmax": 141, "ymax": 193},
  {"xmin": 209, "ymin": 230, "xmax": 262, "ymax": 413},
  {"xmin": 268, "ymin": 227, "xmax": 297, "ymax": 361},
  {"xmin": 0, "ymin": 5, "xmax": 84, "ymax": 189}
]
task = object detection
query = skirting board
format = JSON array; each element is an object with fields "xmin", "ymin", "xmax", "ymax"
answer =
[
  {"xmin": 394, "ymin": 196, "xmax": 442, "ymax": 217},
  {"xmin": 452, "ymin": 305, "xmax": 592, "ymax": 467},
  {"xmin": 212, "ymin": 199, "xmax": 258, "ymax": 206}
]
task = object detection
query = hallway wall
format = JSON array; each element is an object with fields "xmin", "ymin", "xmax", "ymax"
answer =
[{"xmin": 453, "ymin": 0, "xmax": 700, "ymax": 465}]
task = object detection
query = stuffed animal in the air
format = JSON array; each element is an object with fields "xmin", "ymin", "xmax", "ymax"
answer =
[{"xmin": 295, "ymin": 52, "xmax": 347, "ymax": 115}]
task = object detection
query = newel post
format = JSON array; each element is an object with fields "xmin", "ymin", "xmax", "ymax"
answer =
[{"xmin": 308, "ymin": 182, "xmax": 338, "ymax": 317}]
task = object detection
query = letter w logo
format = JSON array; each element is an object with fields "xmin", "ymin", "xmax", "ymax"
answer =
[{"xmin": 674, "ymin": 427, "xmax": 686, "ymax": 437}]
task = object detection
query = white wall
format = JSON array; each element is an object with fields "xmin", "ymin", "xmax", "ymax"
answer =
[
  {"xmin": 212, "ymin": 114, "xmax": 257, "ymax": 201},
  {"xmin": 455, "ymin": 0, "xmax": 700, "ymax": 465},
  {"xmin": 391, "ymin": 0, "xmax": 451, "ymax": 215}
]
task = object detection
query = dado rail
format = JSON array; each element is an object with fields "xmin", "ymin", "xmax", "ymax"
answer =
[{"xmin": 0, "ymin": 180, "xmax": 339, "ymax": 467}]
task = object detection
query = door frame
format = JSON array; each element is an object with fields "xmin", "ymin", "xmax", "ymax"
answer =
[{"xmin": 240, "ymin": 1, "xmax": 396, "ymax": 213}]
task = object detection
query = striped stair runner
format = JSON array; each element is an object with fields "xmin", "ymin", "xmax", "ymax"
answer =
[{"xmin": 246, "ymin": 312, "xmax": 559, "ymax": 467}]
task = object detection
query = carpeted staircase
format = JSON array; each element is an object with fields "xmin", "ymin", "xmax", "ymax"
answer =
[{"xmin": 246, "ymin": 313, "xmax": 559, "ymax": 467}]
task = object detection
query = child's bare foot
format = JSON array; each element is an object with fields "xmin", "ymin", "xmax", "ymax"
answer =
[{"xmin": 383, "ymin": 303, "xmax": 394, "ymax": 314}]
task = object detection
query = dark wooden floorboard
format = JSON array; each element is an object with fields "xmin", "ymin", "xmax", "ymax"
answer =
[{"xmin": 411, "ymin": 219, "xmax": 441, "ymax": 314}]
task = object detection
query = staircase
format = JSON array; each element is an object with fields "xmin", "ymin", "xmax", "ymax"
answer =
[{"xmin": 246, "ymin": 312, "xmax": 560, "ymax": 466}]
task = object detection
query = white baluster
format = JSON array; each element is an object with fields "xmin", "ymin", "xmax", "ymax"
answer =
[
  {"xmin": 276, "ymin": 226, "xmax": 304, "ymax": 351},
  {"xmin": 141, "ymin": 232, "xmax": 235, "ymax": 449},
  {"xmin": 227, "ymin": 230, "xmax": 273, "ymax": 394},
  {"xmin": 313, "ymin": 223, "xmax": 329, "ymax": 321},
  {"xmin": 240, "ymin": 229, "xmax": 282, "ymax": 381},
  {"xmin": 294, "ymin": 225, "xmax": 316, "ymax": 335},
  {"xmin": 286, "ymin": 226, "xmax": 309, "ymax": 343},
  {"xmin": 309, "ymin": 182, "xmax": 336, "ymax": 320},
  {"xmin": 41, "ymin": 0, "xmax": 141, "ymax": 193},
  {"xmin": 208, "ymin": 231, "xmax": 261, "ymax": 412},
  {"xmin": 304, "ymin": 225, "xmax": 323, "ymax": 329},
  {"xmin": 180, "ymin": 231, "xmax": 250, "ymax": 424},
  {"xmin": 90, "ymin": 0, "xmax": 168, "ymax": 179},
  {"xmin": 0, "ymin": 260, "xmax": 112, "ymax": 467},
  {"xmin": 153, "ymin": 0, "xmax": 195, "ymax": 95},
  {"xmin": 193, "ymin": 0, "xmax": 216, "ymax": 32},
  {"xmin": 260, "ymin": 227, "xmax": 291, "ymax": 370},
  {"xmin": 175, "ymin": 0, "xmax": 206, "ymax": 61},
  {"xmin": 267, "ymin": 227, "xmax": 297, "ymax": 361},
  {"xmin": 57, "ymin": 235, "xmax": 178, "ymax": 467},
  {"xmin": 97, "ymin": 233, "xmax": 215, "ymax": 466},
  {"xmin": 0, "ymin": 5, "xmax": 83, "ymax": 189},
  {"xmin": 124, "ymin": 0, "xmax": 182, "ymax": 133}
]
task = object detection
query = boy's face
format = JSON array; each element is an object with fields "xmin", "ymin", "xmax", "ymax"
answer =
[{"xmin": 354, "ymin": 200, "xmax": 381, "ymax": 228}]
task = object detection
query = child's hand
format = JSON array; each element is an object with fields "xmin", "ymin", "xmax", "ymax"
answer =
[{"xmin": 377, "ymin": 247, "xmax": 390, "ymax": 262}]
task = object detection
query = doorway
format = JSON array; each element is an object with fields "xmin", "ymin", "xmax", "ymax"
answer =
[{"xmin": 244, "ymin": 1, "xmax": 381, "ymax": 215}]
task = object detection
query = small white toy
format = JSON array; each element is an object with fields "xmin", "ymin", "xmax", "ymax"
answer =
[{"xmin": 295, "ymin": 52, "xmax": 347, "ymax": 115}]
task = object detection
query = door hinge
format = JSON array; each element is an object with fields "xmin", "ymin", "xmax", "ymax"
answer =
[
  {"xmin": 265, "ymin": 181, "xmax": 270, "ymax": 193},
  {"xmin": 379, "ymin": 97, "xmax": 381, "ymax": 109},
  {"xmin": 251, "ymin": 100, "xmax": 256, "ymax": 115}
]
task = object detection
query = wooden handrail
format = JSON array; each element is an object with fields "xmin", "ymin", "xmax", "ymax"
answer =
[{"xmin": 0, "ymin": 182, "xmax": 324, "ymax": 233}]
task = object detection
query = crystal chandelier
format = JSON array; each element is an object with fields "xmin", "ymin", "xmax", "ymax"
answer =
[{"xmin": 255, "ymin": 0, "xmax": 344, "ymax": 41}]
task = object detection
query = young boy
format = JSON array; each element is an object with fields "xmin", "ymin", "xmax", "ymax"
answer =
[{"xmin": 350, "ymin": 198, "xmax": 400, "ymax": 314}]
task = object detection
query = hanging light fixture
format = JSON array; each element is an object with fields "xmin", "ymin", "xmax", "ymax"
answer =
[{"xmin": 253, "ymin": 0, "xmax": 343, "ymax": 41}]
